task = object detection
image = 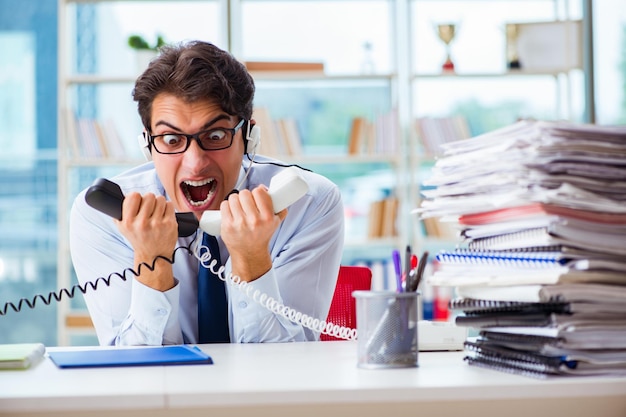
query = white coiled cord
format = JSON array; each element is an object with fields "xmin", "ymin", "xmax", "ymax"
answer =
[{"xmin": 193, "ymin": 236, "xmax": 358, "ymax": 341}]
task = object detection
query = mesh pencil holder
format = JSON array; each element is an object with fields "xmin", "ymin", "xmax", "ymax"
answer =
[{"xmin": 353, "ymin": 290, "xmax": 420, "ymax": 369}]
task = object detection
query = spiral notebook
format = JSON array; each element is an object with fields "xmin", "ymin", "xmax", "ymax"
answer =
[
  {"xmin": 448, "ymin": 298, "xmax": 571, "ymax": 315},
  {"xmin": 48, "ymin": 345, "xmax": 213, "ymax": 369},
  {"xmin": 449, "ymin": 297, "xmax": 626, "ymax": 316},
  {"xmin": 464, "ymin": 338, "xmax": 626, "ymax": 378},
  {"xmin": 465, "ymin": 226, "xmax": 626, "ymax": 256},
  {"xmin": 430, "ymin": 248, "xmax": 626, "ymax": 287}
]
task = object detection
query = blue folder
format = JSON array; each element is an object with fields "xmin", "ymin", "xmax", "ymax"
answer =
[{"xmin": 48, "ymin": 345, "xmax": 213, "ymax": 369}]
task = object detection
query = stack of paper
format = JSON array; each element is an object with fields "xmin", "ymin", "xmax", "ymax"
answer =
[{"xmin": 417, "ymin": 119, "xmax": 626, "ymax": 378}]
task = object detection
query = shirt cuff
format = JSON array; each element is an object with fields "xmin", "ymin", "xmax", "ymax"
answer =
[
  {"xmin": 228, "ymin": 269, "xmax": 282, "ymax": 337},
  {"xmin": 120, "ymin": 278, "xmax": 181, "ymax": 345}
]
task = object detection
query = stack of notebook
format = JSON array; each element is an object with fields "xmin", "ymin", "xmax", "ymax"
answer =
[{"xmin": 417, "ymin": 119, "xmax": 626, "ymax": 377}]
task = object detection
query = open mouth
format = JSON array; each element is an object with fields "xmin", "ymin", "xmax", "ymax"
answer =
[{"xmin": 180, "ymin": 178, "xmax": 217, "ymax": 207}]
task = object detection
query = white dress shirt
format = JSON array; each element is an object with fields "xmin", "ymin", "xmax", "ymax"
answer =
[{"xmin": 69, "ymin": 155, "xmax": 345, "ymax": 346}]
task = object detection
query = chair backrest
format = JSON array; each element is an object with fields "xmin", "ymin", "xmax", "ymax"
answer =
[{"xmin": 320, "ymin": 265, "xmax": 372, "ymax": 341}]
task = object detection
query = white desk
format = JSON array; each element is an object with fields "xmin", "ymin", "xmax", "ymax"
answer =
[{"xmin": 1, "ymin": 341, "xmax": 625, "ymax": 417}]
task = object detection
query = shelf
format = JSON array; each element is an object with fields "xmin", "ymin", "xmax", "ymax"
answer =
[
  {"xmin": 278, "ymin": 153, "xmax": 400, "ymax": 165},
  {"xmin": 413, "ymin": 68, "xmax": 580, "ymax": 79},
  {"xmin": 64, "ymin": 75, "xmax": 137, "ymax": 85},
  {"xmin": 65, "ymin": 73, "xmax": 396, "ymax": 85},
  {"xmin": 63, "ymin": 154, "xmax": 399, "ymax": 167},
  {"xmin": 250, "ymin": 72, "xmax": 396, "ymax": 81},
  {"xmin": 64, "ymin": 158, "xmax": 145, "ymax": 167}
]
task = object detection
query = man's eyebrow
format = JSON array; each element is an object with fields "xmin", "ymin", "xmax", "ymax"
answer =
[{"xmin": 153, "ymin": 114, "xmax": 231, "ymax": 133}]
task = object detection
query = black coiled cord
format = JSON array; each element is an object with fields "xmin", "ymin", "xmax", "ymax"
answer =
[
  {"xmin": 0, "ymin": 243, "xmax": 196, "ymax": 316},
  {"xmin": 1, "ymin": 234, "xmax": 358, "ymax": 340}
]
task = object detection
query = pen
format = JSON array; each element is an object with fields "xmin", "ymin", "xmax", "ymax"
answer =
[
  {"xmin": 406, "ymin": 254, "xmax": 419, "ymax": 292},
  {"xmin": 414, "ymin": 251, "xmax": 429, "ymax": 291},
  {"xmin": 404, "ymin": 245, "xmax": 412, "ymax": 284},
  {"xmin": 405, "ymin": 254, "xmax": 418, "ymax": 292},
  {"xmin": 392, "ymin": 249, "xmax": 403, "ymax": 292}
]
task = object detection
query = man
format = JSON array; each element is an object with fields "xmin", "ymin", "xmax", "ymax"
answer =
[{"xmin": 69, "ymin": 40, "xmax": 344, "ymax": 346}]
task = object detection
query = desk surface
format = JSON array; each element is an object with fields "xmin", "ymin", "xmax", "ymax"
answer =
[{"xmin": 1, "ymin": 341, "xmax": 625, "ymax": 417}]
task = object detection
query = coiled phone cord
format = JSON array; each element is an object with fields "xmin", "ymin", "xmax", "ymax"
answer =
[
  {"xmin": 192, "ymin": 235, "xmax": 357, "ymax": 341},
  {"xmin": 0, "ymin": 233, "xmax": 358, "ymax": 341}
]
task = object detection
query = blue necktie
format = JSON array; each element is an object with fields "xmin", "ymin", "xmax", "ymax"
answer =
[{"xmin": 197, "ymin": 233, "xmax": 230, "ymax": 343}]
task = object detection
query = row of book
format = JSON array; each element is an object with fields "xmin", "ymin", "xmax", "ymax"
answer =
[
  {"xmin": 417, "ymin": 119, "xmax": 626, "ymax": 378},
  {"xmin": 414, "ymin": 116, "xmax": 472, "ymax": 156},
  {"xmin": 252, "ymin": 107, "xmax": 401, "ymax": 157},
  {"xmin": 421, "ymin": 216, "xmax": 458, "ymax": 240},
  {"xmin": 64, "ymin": 110, "xmax": 129, "ymax": 159},
  {"xmin": 367, "ymin": 196, "xmax": 398, "ymax": 239},
  {"xmin": 348, "ymin": 110, "xmax": 400, "ymax": 156},
  {"xmin": 252, "ymin": 107, "xmax": 304, "ymax": 157}
]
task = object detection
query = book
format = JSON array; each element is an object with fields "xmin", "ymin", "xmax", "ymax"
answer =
[
  {"xmin": 448, "ymin": 298, "xmax": 571, "ymax": 315},
  {"xmin": 480, "ymin": 324, "xmax": 626, "ymax": 349},
  {"xmin": 252, "ymin": 107, "xmax": 281, "ymax": 156},
  {"xmin": 477, "ymin": 329, "xmax": 626, "ymax": 355},
  {"xmin": 348, "ymin": 116, "xmax": 368, "ymax": 155},
  {"xmin": 47, "ymin": 345, "xmax": 213, "ymax": 369},
  {"xmin": 276, "ymin": 118, "xmax": 303, "ymax": 156},
  {"xmin": 429, "ymin": 267, "xmax": 626, "ymax": 287},
  {"xmin": 243, "ymin": 60, "xmax": 324, "ymax": 73},
  {"xmin": 367, "ymin": 197, "xmax": 399, "ymax": 238},
  {"xmin": 465, "ymin": 225, "xmax": 626, "ymax": 256},
  {"xmin": 458, "ymin": 203, "xmax": 626, "ymax": 226},
  {"xmin": 455, "ymin": 312, "xmax": 566, "ymax": 328},
  {"xmin": 367, "ymin": 199, "xmax": 385, "ymax": 238},
  {"xmin": 455, "ymin": 282, "xmax": 626, "ymax": 303},
  {"xmin": 0, "ymin": 343, "xmax": 46, "ymax": 370},
  {"xmin": 381, "ymin": 196, "xmax": 398, "ymax": 237},
  {"xmin": 63, "ymin": 108, "xmax": 81, "ymax": 158},
  {"xmin": 429, "ymin": 248, "xmax": 626, "ymax": 286}
]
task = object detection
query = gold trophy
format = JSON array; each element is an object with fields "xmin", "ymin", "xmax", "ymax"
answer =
[{"xmin": 437, "ymin": 23, "xmax": 456, "ymax": 72}]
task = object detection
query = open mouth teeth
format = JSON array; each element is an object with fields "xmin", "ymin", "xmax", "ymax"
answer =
[{"xmin": 181, "ymin": 178, "xmax": 216, "ymax": 207}]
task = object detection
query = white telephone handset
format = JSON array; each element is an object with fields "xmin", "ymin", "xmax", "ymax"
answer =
[{"xmin": 200, "ymin": 166, "xmax": 309, "ymax": 236}]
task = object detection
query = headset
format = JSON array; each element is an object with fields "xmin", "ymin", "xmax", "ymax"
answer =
[{"xmin": 137, "ymin": 120, "xmax": 261, "ymax": 161}]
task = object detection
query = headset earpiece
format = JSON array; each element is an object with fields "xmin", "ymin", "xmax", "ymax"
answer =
[
  {"xmin": 137, "ymin": 132, "xmax": 152, "ymax": 161},
  {"xmin": 246, "ymin": 122, "xmax": 261, "ymax": 155}
]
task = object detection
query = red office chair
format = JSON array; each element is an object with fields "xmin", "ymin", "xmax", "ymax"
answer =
[{"xmin": 320, "ymin": 265, "xmax": 372, "ymax": 341}]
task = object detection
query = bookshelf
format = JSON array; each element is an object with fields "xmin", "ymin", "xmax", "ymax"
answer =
[{"xmin": 56, "ymin": 0, "xmax": 592, "ymax": 343}]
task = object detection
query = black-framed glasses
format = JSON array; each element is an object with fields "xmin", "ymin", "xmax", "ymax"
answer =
[{"xmin": 149, "ymin": 119, "xmax": 245, "ymax": 154}]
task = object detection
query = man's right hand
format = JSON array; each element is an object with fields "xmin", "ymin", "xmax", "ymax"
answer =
[{"xmin": 115, "ymin": 192, "xmax": 179, "ymax": 291}]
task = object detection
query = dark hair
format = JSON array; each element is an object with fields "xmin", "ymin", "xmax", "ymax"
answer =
[{"xmin": 132, "ymin": 40, "xmax": 255, "ymax": 132}]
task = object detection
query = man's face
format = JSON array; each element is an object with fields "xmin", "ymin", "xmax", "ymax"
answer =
[{"xmin": 149, "ymin": 93, "xmax": 244, "ymax": 220}]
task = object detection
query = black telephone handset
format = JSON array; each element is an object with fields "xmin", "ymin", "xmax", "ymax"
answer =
[{"xmin": 84, "ymin": 178, "xmax": 199, "ymax": 237}]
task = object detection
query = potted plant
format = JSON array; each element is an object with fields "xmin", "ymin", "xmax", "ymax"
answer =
[{"xmin": 127, "ymin": 34, "xmax": 166, "ymax": 72}]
